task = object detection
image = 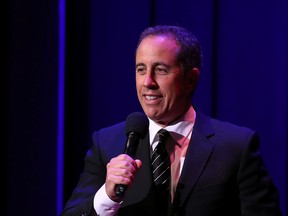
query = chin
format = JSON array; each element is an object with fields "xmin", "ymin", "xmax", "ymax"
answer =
[{"xmin": 144, "ymin": 111, "xmax": 167, "ymax": 124}]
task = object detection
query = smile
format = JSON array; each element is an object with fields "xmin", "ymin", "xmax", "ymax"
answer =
[{"xmin": 145, "ymin": 95, "xmax": 161, "ymax": 100}]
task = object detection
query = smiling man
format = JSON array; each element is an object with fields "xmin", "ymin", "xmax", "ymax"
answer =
[
  {"xmin": 60, "ymin": 25, "xmax": 282, "ymax": 216},
  {"xmin": 135, "ymin": 34, "xmax": 198, "ymax": 126}
]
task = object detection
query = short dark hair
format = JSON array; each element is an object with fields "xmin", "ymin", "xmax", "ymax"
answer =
[{"xmin": 137, "ymin": 25, "xmax": 202, "ymax": 73}]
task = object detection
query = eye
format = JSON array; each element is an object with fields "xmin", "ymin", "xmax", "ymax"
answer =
[
  {"xmin": 155, "ymin": 67, "xmax": 168, "ymax": 75},
  {"xmin": 136, "ymin": 66, "xmax": 146, "ymax": 75}
]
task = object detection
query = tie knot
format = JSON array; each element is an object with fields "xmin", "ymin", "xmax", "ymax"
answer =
[
  {"xmin": 158, "ymin": 129, "xmax": 170, "ymax": 143},
  {"xmin": 155, "ymin": 129, "xmax": 170, "ymax": 153}
]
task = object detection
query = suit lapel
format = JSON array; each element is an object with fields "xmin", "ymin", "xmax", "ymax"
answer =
[{"xmin": 173, "ymin": 110, "xmax": 215, "ymax": 208}]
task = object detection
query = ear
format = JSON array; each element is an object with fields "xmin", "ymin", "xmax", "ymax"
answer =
[{"xmin": 185, "ymin": 67, "xmax": 199, "ymax": 93}]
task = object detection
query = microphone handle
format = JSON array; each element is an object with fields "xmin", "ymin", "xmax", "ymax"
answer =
[{"xmin": 115, "ymin": 184, "xmax": 127, "ymax": 197}]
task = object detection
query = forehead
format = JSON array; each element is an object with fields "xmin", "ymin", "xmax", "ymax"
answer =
[{"xmin": 136, "ymin": 36, "xmax": 180, "ymax": 61}]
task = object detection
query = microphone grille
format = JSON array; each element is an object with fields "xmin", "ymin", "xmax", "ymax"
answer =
[{"xmin": 125, "ymin": 112, "xmax": 149, "ymax": 138}]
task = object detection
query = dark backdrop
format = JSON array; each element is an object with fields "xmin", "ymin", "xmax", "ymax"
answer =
[{"xmin": 5, "ymin": 0, "xmax": 287, "ymax": 215}]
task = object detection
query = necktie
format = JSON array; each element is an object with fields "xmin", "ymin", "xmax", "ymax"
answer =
[
  {"xmin": 152, "ymin": 129, "xmax": 171, "ymax": 187},
  {"xmin": 151, "ymin": 129, "xmax": 171, "ymax": 215}
]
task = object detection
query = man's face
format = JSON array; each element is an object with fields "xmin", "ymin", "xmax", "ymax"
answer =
[{"xmin": 135, "ymin": 36, "xmax": 197, "ymax": 126}]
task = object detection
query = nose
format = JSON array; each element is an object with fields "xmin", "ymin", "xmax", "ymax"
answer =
[{"xmin": 143, "ymin": 72, "xmax": 157, "ymax": 89}]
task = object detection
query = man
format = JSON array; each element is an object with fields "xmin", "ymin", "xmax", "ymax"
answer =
[{"xmin": 60, "ymin": 25, "xmax": 282, "ymax": 216}]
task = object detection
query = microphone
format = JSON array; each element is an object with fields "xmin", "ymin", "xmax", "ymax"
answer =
[{"xmin": 115, "ymin": 112, "xmax": 149, "ymax": 197}]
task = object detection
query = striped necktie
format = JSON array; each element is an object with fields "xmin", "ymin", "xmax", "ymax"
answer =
[
  {"xmin": 151, "ymin": 129, "xmax": 171, "ymax": 215},
  {"xmin": 152, "ymin": 129, "xmax": 171, "ymax": 187},
  {"xmin": 152, "ymin": 129, "xmax": 170, "ymax": 186}
]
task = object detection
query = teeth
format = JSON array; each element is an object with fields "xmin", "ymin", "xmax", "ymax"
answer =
[{"xmin": 146, "ymin": 96, "xmax": 159, "ymax": 100}]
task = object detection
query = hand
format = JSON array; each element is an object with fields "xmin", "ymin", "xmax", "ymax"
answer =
[{"xmin": 105, "ymin": 154, "xmax": 142, "ymax": 202}]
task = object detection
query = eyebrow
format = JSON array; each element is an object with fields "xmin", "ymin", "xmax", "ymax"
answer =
[
  {"xmin": 136, "ymin": 61, "xmax": 171, "ymax": 69},
  {"xmin": 135, "ymin": 63, "xmax": 145, "ymax": 68}
]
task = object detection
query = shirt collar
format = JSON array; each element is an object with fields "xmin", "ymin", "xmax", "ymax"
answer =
[{"xmin": 148, "ymin": 105, "xmax": 196, "ymax": 144}]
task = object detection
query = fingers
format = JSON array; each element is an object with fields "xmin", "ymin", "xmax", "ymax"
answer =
[
  {"xmin": 105, "ymin": 154, "xmax": 142, "ymax": 201},
  {"xmin": 107, "ymin": 155, "xmax": 137, "ymax": 185}
]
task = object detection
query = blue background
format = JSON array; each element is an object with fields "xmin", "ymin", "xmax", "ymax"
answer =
[{"xmin": 4, "ymin": 0, "xmax": 287, "ymax": 215}]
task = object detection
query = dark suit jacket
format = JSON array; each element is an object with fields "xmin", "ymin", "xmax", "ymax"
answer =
[{"xmin": 60, "ymin": 110, "xmax": 282, "ymax": 216}]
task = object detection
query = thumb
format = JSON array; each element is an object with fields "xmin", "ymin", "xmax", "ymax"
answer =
[{"xmin": 135, "ymin": 159, "xmax": 142, "ymax": 169}]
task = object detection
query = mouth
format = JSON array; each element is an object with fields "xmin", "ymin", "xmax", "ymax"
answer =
[{"xmin": 144, "ymin": 95, "xmax": 162, "ymax": 101}]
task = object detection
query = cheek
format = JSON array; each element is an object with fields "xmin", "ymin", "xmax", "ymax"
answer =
[
  {"xmin": 136, "ymin": 83, "xmax": 141, "ymax": 96},
  {"xmin": 167, "ymin": 83, "xmax": 188, "ymax": 104},
  {"xmin": 135, "ymin": 76, "xmax": 142, "ymax": 89},
  {"xmin": 163, "ymin": 82, "xmax": 182, "ymax": 100},
  {"xmin": 167, "ymin": 78, "xmax": 184, "ymax": 93},
  {"xmin": 136, "ymin": 78, "xmax": 144, "ymax": 97}
]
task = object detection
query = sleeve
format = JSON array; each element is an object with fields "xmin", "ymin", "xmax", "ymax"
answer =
[
  {"xmin": 93, "ymin": 184, "xmax": 121, "ymax": 216},
  {"xmin": 237, "ymin": 132, "xmax": 282, "ymax": 216}
]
